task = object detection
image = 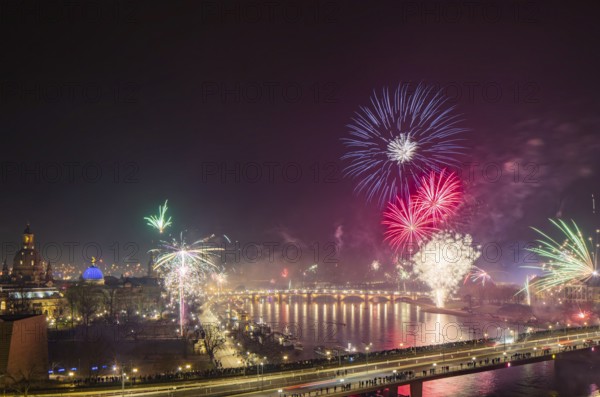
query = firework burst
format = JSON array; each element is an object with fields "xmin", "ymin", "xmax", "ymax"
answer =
[
  {"xmin": 463, "ymin": 266, "xmax": 492, "ymax": 286},
  {"xmin": 370, "ymin": 260, "xmax": 381, "ymax": 271},
  {"xmin": 383, "ymin": 198, "xmax": 435, "ymax": 251},
  {"xmin": 342, "ymin": 83, "xmax": 466, "ymax": 206},
  {"xmin": 212, "ymin": 268, "xmax": 228, "ymax": 295},
  {"xmin": 525, "ymin": 219, "xmax": 598, "ymax": 292},
  {"xmin": 415, "ymin": 169, "xmax": 462, "ymax": 224},
  {"xmin": 412, "ymin": 231, "xmax": 480, "ymax": 307},
  {"xmin": 153, "ymin": 233, "xmax": 222, "ymax": 335},
  {"xmin": 385, "ymin": 260, "xmax": 412, "ymax": 292},
  {"xmin": 144, "ymin": 200, "xmax": 173, "ymax": 234}
]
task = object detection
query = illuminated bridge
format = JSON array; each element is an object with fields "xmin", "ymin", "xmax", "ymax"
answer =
[{"xmin": 216, "ymin": 288, "xmax": 427, "ymax": 304}]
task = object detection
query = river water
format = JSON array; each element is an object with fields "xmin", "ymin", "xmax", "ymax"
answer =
[{"xmin": 232, "ymin": 299, "xmax": 600, "ymax": 396}]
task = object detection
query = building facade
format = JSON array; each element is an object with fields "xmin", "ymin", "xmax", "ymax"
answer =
[{"xmin": 0, "ymin": 314, "xmax": 48, "ymax": 384}]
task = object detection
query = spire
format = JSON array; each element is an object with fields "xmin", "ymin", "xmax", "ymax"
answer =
[
  {"xmin": 45, "ymin": 261, "xmax": 53, "ymax": 282},
  {"xmin": 147, "ymin": 252, "xmax": 156, "ymax": 278}
]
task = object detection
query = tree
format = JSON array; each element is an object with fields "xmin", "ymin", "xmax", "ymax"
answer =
[
  {"xmin": 202, "ymin": 324, "xmax": 226, "ymax": 359},
  {"xmin": 6, "ymin": 365, "xmax": 44, "ymax": 397},
  {"xmin": 103, "ymin": 286, "xmax": 119, "ymax": 322},
  {"xmin": 65, "ymin": 285, "xmax": 105, "ymax": 338}
]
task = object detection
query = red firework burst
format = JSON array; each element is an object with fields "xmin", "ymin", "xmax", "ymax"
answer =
[
  {"xmin": 383, "ymin": 198, "xmax": 435, "ymax": 252},
  {"xmin": 414, "ymin": 169, "xmax": 462, "ymax": 224}
]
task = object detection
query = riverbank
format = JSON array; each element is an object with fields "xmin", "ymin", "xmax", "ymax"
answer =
[
  {"xmin": 417, "ymin": 302, "xmax": 473, "ymax": 317},
  {"xmin": 415, "ymin": 300, "xmax": 533, "ymax": 323}
]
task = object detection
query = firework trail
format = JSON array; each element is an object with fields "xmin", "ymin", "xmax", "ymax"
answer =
[
  {"xmin": 383, "ymin": 197, "xmax": 435, "ymax": 252},
  {"xmin": 144, "ymin": 200, "xmax": 173, "ymax": 234},
  {"xmin": 342, "ymin": 83, "xmax": 466, "ymax": 206},
  {"xmin": 525, "ymin": 219, "xmax": 597, "ymax": 292},
  {"xmin": 524, "ymin": 275, "xmax": 534, "ymax": 306},
  {"xmin": 412, "ymin": 231, "xmax": 480, "ymax": 307},
  {"xmin": 415, "ymin": 169, "xmax": 462, "ymax": 225}
]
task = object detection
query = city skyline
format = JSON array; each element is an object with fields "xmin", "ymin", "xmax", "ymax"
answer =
[{"xmin": 3, "ymin": 2, "xmax": 600, "ymax": 285}]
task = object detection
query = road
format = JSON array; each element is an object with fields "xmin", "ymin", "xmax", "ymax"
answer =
[{"xmin": 32, "ymin": 328, "xmax": 600, "ymax": 397}]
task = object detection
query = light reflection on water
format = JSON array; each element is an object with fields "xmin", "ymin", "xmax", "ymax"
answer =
[
  {"xmin": 244, "ymin": 298, "xmax": 510, "ymax": 356},
  {"xmin": 239, "ymin": 299, "xmax": 600, "ymax": 396},
  {"xmin": 403, "ymin": 361, "xmax": 600, "ymax": 397}
]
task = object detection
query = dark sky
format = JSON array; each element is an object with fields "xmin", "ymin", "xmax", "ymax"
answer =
[{"xmin": 2, "ymin": 0, "xmax": 599, "ymax": 283}]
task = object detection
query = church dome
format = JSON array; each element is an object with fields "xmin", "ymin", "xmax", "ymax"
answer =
[{"xmin": 82, "ymin": 265, "xmax": 104, "ymax": 281}]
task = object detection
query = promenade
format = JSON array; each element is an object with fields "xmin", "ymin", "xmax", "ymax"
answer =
[{"xmin": 199, "ymin": 306, "xmax": 243, "ymax": 368}]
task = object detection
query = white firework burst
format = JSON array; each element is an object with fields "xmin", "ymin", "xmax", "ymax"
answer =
[
  {"xmin": 387, "ymin": 134, "xmax": 418, "ymax": 164},
  {"xmin": 153, "ymin": 233, "xmax": 223, "ymax": 335},
  {"xmin": 412, "ymin": 231, "xmax": 480, "ymax": 307}
]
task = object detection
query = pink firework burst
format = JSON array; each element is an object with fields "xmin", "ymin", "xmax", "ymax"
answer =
[
  {"xmin": 415, "ymin": 169, "xmax": 462, "ymax": 224},
  {"xmin": 463, "ymin": 266, "xmax": 493, "ymax": 286},
  {"xmin": 383, "ymin": 198, "xmax": 435, "ymax": 252}
]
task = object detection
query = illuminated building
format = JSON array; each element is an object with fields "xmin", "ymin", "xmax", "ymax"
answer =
[{"xmin": 0, "ymin": 225, "xmax": 64, "ymax": 318}]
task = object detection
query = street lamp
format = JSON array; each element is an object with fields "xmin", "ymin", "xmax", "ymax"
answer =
[
  {"xmin": 121, "ymin": 369, "xmax": 126, "ymax": 396},
  {"xmin": 257, "ymin": 362, "xmax": 264, "ymax": 390},
  {"xmin": 365, "ymin": 346, "xmax": 370, "ymax": 374}
]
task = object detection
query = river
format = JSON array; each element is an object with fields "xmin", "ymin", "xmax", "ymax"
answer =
[{"xmin": 229, "ymin": 298, "xmax": 600, "ymax": 396}]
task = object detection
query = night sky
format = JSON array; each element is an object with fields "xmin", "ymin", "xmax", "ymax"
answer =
[{"xmin": 2, "ymin": 0, "xmax": 600, "ymax": 282}]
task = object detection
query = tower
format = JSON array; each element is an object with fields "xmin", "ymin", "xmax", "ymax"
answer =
[
  {"xmin": 23, "ymin": 224, "xmax": 34, "ymax": 250},
  {"xmin": 12, "ymin": 224, "xmax": 44, "ymax": 282}
]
